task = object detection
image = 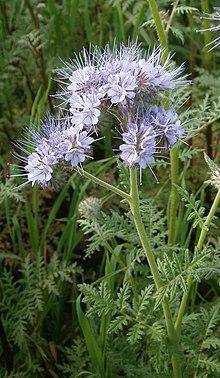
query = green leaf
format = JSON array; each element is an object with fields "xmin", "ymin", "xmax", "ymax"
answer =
[{"xmin": 76, "ymin": 295, "xmax": 104, "ymax": 376}]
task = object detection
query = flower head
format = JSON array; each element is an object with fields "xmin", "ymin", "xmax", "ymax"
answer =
[
  {"xmin": 15, "ymin": 116, "xmax": 94, "ymax": 187},
  {"xmin": 70, "ymin": 92, "xmax": 101, "ymax": 127},
  {"xmin": 64, "ymin": 126, "xmax": 94, "ymax": 166},
  {"xmin": 119, "ymin": 120, "xmax": 156, "ymax": 169},
  {"xmin": 145, "ymin": 106, "xmax": 184, "ymax": 147},
  {"xmin": 56, "ymin": 43, "xmax": 187, "ymax": 134},
  {"xmin": 15, "ymin": 44, "xmax": 188, "ymax": 188},
  {"xmin": 17, "ymin": 117, "xmax": 68, "ymax": 186}
]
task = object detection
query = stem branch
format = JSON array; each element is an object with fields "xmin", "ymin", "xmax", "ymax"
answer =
[
  {"xmin": 175, "ymin": 189, "xmax": 220, "ymax": 336},
  {"xmin": 82, "ymin": 170, "xmax": 130, "ymax": 201},
  {"xmin": 148, "ymin": 0, "xmax": 179, "ymax": 246}
]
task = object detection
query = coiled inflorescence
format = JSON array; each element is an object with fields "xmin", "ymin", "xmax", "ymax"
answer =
[
  {"xmin": 57, "ymin": 44, "xmax": 186, "ymax": 128},
  {"xmin": 16, "ymin": 118, "xmax": 93, "ymax": 186},
  {"xmin": 16, "ymin": 43, "xmax": 187, "ymax": 187}
]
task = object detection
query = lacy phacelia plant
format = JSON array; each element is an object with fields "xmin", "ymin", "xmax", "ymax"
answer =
[{"xmin": 15, "ymin": 43, "xmax": 186, "ymax": 186}]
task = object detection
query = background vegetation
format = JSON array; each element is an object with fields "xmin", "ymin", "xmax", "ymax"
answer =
[{"xmin": 0, "ymin": 1, "xmax": 219, "ymax": 377}]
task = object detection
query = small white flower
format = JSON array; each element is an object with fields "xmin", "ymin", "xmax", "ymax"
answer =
[
  {"xmin": 106, "ymin": 72, "xmax": 137, "ymax": 104},
  {"xmin": 70, "ymin": 93, "xmax": 101, "ymax": 126},
  {"xmin": 67, "ymin": 66, "xmax": 97, "ymax": 93},
  {"xmin": 120, "ymin": 144, "xmax": 138, "ymax": 165},
  {"xmin": 25, "ymin": 152, "xmax": 53, "ymax": 186},
  {"xmin": 64, "ymin": 126, "xmax": 94, "ymax": 166}
]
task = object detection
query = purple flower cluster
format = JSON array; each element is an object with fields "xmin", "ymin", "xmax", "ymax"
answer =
[
  {"xmin": 146, "ymin": 106, "xmax": 184, "ymax": 147},
  {"xmin": 120, "ymin": 121, "xmax": 156, "ymax": 169},
  {"xmin": 119, "ymin": 106, "xmax": 183, "ymax": 169},
  {"xmin": 17, "ymin": 118, "xmax": 93, "ymax": 186},
  {"xmin": 16, "ymin": 43, "xmax": 187, "ymax": 187},
  {"xmin": 57, "ymin": 43, "xmax": 186, "ymax": 129}
]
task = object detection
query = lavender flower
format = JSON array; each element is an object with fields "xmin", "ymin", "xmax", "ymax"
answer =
[
  {"xmin": 25, "ymin": 152, "xmax": 53, "ymax": 186},
  {"xmin": 146, "ymin": 106, "xmax": 183, "ymax": 147},
  {"xmin": 16, "ymin": 117, "xmax": 94, "ymax": 187},
  {"xmin": 56, "ymin": 43, "xmax": 187, "ymax": 134},
  {"xmin": 119, "ymin": 121, "xmax": 156, "ymax": 169},
  {"xmin": 69, "ymin": 92, "xmax": 101, "ymax": 127},
  {"xmin": 64, "ymin": 126, "xmax": 94, "ymax": 166},
  {"xmin": 14, "ymin": 44, "xmax": 188, "ymax": 187},
  {"xmin": 106, "ymin": 71, "xmax": 137, "ymax": 104},
  {"xmin": 137, "ymin": 49, "xmax": 185, "ymax": 92},
  {"xmin": 19, "ymin": 118, "xmax": 68, "ymax": 186},
  {"xmin": 67, "ymin": 66, "xmax": 97, "ymax": 94},
  {"xmin": 99, "ymin": 42, "xmax": 141, "ymax": 78}
]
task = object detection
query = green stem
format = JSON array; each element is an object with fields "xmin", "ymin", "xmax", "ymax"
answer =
[
  {"xmin": 175, "ymin": 189, "xmax": 220, "ymax": 336},
  {"xmin": 148, "ymin": 0, "xmax": 179, "ymax": 246},
  {"xmin": 80, "ymin": 166, "xmax": 181, "ymax": 376},
  {"xmin": 129, "ymin": 168, "xmax": 181, "ymax": 378},
  {"xmin": 82, "ymin": 170, "xmax": 130, "ymax": 201},
  {"xmin": 168, "ymin": 147, "xmax": 179, "ymax": 245},
  {"xmin": 197, "ymin": 189, "xmax": 220, "ymax": 250}
]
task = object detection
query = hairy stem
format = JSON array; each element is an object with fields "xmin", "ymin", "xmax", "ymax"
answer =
[
  {"xmin": 175, "ymin": 189, "xmax": 220, "ymax": 336},
  {"xmin": 82, "ymin": 170, "xmax": 130, "ymax": 201},
  {"xmin": 80, "ymin": 166, "xmax": 181, "ymax": 376},
  {"xmin": 168, "ymin": 147, "xmax": 179, "ymax": 245},
  {"xmin": 129, "ymin": 168, "xmax": 181, "ymax": 378},
  {"xmin": 148, "ymin": 0, "xmax": 179, "ymax": 246}
]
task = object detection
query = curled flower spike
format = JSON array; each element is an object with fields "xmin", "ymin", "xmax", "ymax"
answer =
[
  {"xmin": 137, "ymin": 48, "xmax": 186, "ymax": 92},
  {"xmin": 119, "ymin": 120, "xmax": 156, "ymax": 169},
  {"xmin": 78, "ymin": 196, "xmax": 102, "ymax": 219},
  {"xmin": 55, "ymin": 43, "xmax": 187, "ymax": 133},
  {"xmin": 199, "ymin": 7, "xmax": 220, "ymax": 50},
  {"xmin": 119, "ymin": 105, "xmax": 183, "ymax": 169},
  {"xmin": 14, "ymin": 117, "xmax": 94, "ymax": 187},
  {"xmin": 145, "ymin": 106, "xmax": 184, "ymax": 148}
]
